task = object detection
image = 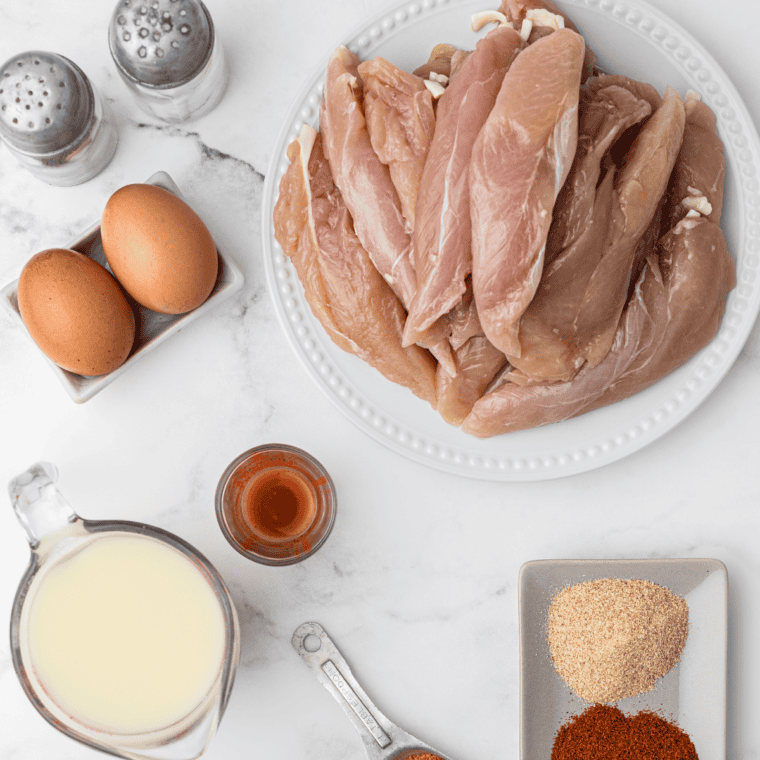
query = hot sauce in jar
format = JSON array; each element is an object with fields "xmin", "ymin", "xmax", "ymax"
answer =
[{"xmin": 215, "ymin": 445, "xmax": 336, "ymax": 565}]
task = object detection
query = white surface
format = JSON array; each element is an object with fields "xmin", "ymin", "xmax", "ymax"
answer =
[
  {"xmin": 0, "ymin": 0, "xmax": 758, "ymax": 758},
  {"xmin": 263, "ymin": 0, "xmax": 760, "ymax": 480}
]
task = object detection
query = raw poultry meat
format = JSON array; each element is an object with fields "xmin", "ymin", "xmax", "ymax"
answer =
[
  {"xmin": 413, "ymin": 44, "xmax": 460, "ymax": 79},
  {"xmin": 661, "ymin": 92, "xmax": 725, "ymax": 227},
  {"xmin": 402, "ymin": 25, "xmax": 524, "ymax": 350},
  {"xmin": 431, "ymin": 280, "xmax": 484, "ymax": 352},
  {"xmin": 320, "ymin": 46, "xmax": 417, "ymax": 309},
  {"xmin": 462, "ymin": 217, "xmax": 735, "ymax": 437},
  {"xmin": 470, "ymin": 28, "xmax": 585, "ymax": 358},
  {"xmin": 429, "ymin": 281, "xmax": 507, "ymax": 425},
  {"xmin": 498, "ymin": 0, "xmax": 597, "ymax": 81},
  {"xmin": 569, "ymin": 86, "xmax": 686, "ymax": 368},
  {"xmin": 321, "ymin": 45, "xmax": 454, "ymax": 374},
  {"xmin": 273, "ymin": 126, "xmax": 437, "ymax": 407},
  {"xmin": 437, "ymin": 336, "xmax": 507, "ymax": 426},
  {"xmin": 358, "ymin": 57, "xmax": 436, "ymax": 231},
  {"xmin": 273, "ymin": 2, "xmax": 735, "ymax": 438},
  {"xmin": 462, "ymin": 95, "xmax": 735, "ymax": 437},
  {"xmin": 504, "ymin": 80, "xmax": 653, "ymax": 384},
  {"xmin": 546, "ymin": 75, "xmax": 662, "ymax": 268}
]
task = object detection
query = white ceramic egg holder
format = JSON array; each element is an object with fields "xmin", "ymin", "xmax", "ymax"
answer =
[{"xmin": 0, "ymin": 170, "xmax": 244, "ymax": 403}]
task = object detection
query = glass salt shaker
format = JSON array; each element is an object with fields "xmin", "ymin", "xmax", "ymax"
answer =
[
  {"xmin": 0, "ymin": 52, "xmax": 119, "ymax": 186},
  {"xmin": 108, "ymin": 0, "xmax": 229, "ymax": 124}
]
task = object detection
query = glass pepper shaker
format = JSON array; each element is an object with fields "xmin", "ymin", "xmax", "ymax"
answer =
[
  {"xmin": 108, "ymin": 0, "xmax": 229, "ymax": 123},
  {"xmin": 0, "ymin": 51, "xmax": 119, "ymax": 186}
]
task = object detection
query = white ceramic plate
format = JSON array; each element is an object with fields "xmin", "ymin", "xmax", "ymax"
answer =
[
  {"xmin": 519, "ymin": 559, "xmax": 728, "ymax": 760},
  {"xmin": 261, "ymin": 0, "xmax": 760, "ymax": 481},
  {"xmin": 1, "ymin": 171, "xmax": 244, "ymax": 404}
]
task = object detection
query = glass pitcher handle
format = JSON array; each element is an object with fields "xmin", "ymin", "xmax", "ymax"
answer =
[{"xmin": 8, "ymin": 462, "xmax": 79, "ymax": 548}]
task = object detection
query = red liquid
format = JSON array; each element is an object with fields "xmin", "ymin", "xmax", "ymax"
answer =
[{"xmin": 241, "ymin": 468, "xmax": 316, "ymax": 541}]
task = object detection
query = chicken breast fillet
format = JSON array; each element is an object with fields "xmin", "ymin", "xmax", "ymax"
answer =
[
  {"xmin": 273, "ymin": 126, "xmax": 438, "ymax": 408},
  {"xmin": 358, "ymin": 57, "xmax": 436, "ymax": 231},
  {"xmin": 402, "ymin": 25, "xmax": 525, "ymax": 350},
  {"xmin": 462, "ymin": 95, "xmax": 734, "ymax": 437},
  {"xmin": 470, "ymin": 28, "xmax": 585, "ymax": 358},
  {"xmin": 504, "ymin": 81, "xmax": 653, "ymax": 385},
  {"xmin": 321, "ymin": 46, "xmax": 417, "ymax": 309}
]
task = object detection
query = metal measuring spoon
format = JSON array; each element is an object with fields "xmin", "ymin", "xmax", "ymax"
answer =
[{"xmin": 292, "ymin": 622, "xmax": 456, "ymax": 760}]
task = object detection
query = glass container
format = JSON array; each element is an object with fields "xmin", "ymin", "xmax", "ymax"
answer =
[
  {"xmin": 0, "ymin": 52, "xmax": 118, "ymax": 186},
  {"xmin": 216, "ymin": 444, "xmax": 337, "ymax": 566},
  {"xmin": 8, "ymin": 461, "xmax": 240, "ymax": 760},
  {"xmin": 108, "ymin": 0, "xmax": 229, "ymax": 123}
]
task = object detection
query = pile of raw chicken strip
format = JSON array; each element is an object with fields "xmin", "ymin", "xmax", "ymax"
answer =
[{"xmin": 273, "ymin": 0, "xmax": 736, "ymax": 438}]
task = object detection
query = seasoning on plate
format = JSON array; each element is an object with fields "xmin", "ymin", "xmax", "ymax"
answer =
[
  {"xmin": 551, "ymin": 704, "xmax": 698, "ymax": 760},
  {"xmin": 108, "ymin": 0, "xmax": 229, "ymax": 123},
  {"xmin": 547, "ymin": 578, "xmax": 689, "ymax": 703},
  {"xmin": 215, "ymin": 444, "xmax": 336, "ymax": 566},
  {"xmin": 0, "ymin": 51, "xmax": 118, "ymax": 186}
]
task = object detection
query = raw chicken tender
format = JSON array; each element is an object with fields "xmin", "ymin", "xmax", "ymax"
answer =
[
  {"xmin": 403, "ymin": 25, "xmax": 525, "ymax": 350},
  {"xmin": 505, "ymin": 81, "xmax": 653, "ymax": 384},
  {"xmin": 661, "ymin": 93, "xmax": 725, "ymax": 227},
  {"xmin": 437, "ymin": 336, "xmax": 507, "ymax": 426},
  {"xmin": 273, "ymin": 127, "xmax": 437, "ymax": 407},
  {"xmin": 462, "ymin": 95, "xmax": 734, "ymax": 437},
  {"xmin": 358, "ymin": 58, "xmax": 436, "ymax": 230},
  {"xmin": 470, "ymin": 28, "xmax": 585, "ymax": 357},
  {"xmin": 462, "ymin": 217, "xmax": 735, "ymax": 437},
  {"xmin": 498, "ymin": 0, "xmax": 597, "ymax": 80},
  {"xmin": 571, "ymin": 86, "xmax": 685, "ymax": 368},
  {"xmin": 413, "ymin": 43, "xmax": 460, "ymax": 79},
  {"xmin": 321, "ymin": 46, "xmax": 416, "ymax": 308}
]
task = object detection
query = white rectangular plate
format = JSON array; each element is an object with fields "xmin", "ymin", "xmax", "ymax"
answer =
[{"xmin": 519, "ymin": 558, "xmax": 727, "ymax": 759}]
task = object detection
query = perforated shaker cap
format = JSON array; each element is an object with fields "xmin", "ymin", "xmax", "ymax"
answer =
[
  {"xmin": 108, "ymin": 0, "xmax": 214, "ymax": 88},
  {"xmin": 0, "ymin": 52, "xmax": 94, "ymax": 154}
]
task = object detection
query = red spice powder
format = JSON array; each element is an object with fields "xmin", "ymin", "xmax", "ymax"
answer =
[
  {"xmin": 551, "ymin": 704, "xmax": 698, "ymax": 760},
  {"xmin": 402, "ymin": 754, "xmax": 444, "ymax": 760}
]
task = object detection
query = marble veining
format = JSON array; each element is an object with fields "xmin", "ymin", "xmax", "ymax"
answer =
[{"xmin": 135, "ymin": 121, "xmax": 266, "ymax": 181}]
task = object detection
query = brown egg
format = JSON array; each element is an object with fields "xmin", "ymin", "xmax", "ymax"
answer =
[
  {"xmin": 17, "ymin": 249, "xmax": 136, "ymax": 376},
  {"xmin": 101, "ymin": 184, "xmax": 219, "ymax": 314}
]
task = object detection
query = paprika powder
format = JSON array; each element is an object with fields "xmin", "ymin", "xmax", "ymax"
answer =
[{"xmin": 551, "ymin": 704, "xmax": 699, "ymax": 760}]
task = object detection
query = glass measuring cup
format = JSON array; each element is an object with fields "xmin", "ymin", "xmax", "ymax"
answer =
[
  {"xmin": 8, "ymin": 462, "xmax": 240, "ymax": 760},
  {"xmin": 292, "ymin": 622, "xmax": 457, "ymax": 760}
]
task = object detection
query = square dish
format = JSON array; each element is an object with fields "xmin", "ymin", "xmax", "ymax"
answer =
[
  {"xmin": 519, "ymin": 558, "xmax": 727, "ymax": 759},
  {"xmin": 0, "ymin": 170, "xmax": 244, "ymax": 403}
]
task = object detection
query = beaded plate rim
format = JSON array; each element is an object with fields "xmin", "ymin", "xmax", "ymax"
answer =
[{"xmin": 261, "ymin": 0, "xmax": 760, "ymax": 481}]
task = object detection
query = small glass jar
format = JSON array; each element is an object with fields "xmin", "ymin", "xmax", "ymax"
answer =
[
  {"xmin": 108, "ymin": 0, "xmax": 229, "ymax": 123},
  {"xmin": 0, "ymin": 52, "xmax": 118, "ymax": 186},
  {"xmin": 216, "ymin": 444, "xmax": 337, "ymax": 566}
]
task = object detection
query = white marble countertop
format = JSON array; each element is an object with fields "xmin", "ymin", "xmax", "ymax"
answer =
[{"xmin": 0, "ymin": 0, "xmax": 758, "ymax": 759}]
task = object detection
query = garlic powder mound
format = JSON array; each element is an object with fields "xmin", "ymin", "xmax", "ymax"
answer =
[{"xmin": 547, "ymin": 578, "xmax": 689, "ymax": 703}]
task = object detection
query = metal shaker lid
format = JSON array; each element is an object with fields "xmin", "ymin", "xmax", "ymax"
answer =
[
  {"xmin": 0, "ymin": 52, "xmax": 94, "ymax": 154},
  {"xmin": 108, "ymin": 0, "xmax": 214, "ymax": 89}
]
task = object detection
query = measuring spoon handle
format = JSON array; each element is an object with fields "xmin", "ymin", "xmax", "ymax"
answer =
[{"xmin": 292, "ymin": 622, "xmax": 420, "ymax": 760}]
